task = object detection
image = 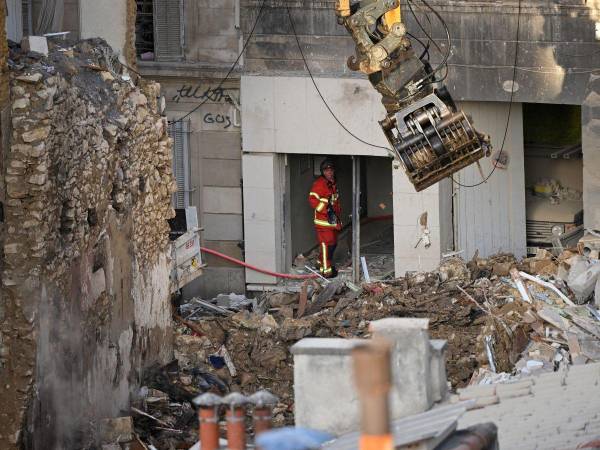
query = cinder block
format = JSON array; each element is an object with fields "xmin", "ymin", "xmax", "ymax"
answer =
[
  {"xmin": 291, "ymin": 338, "xmax": 364, "ymax": 435},
  {"xmin": 370, "ymin": 318, "xmax": 434, "ymax": 420}
]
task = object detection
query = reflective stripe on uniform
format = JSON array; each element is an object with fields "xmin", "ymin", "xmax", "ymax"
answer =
[
  {"xmin": 314, "ymin": 219, "xmax": 337, "ymax": 228},
  {"xmin": 321, "ymin": 243, "xmax": 328, "ymax": 272},
  {"xmin": 309, "ymin": 192, "xmax": 321, "ymax": 200},
  {"xmin": 316, "ymin": 201, "xmax": 326, "ymax": 212}
]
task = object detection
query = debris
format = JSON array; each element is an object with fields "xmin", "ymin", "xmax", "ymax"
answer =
[
  {"xmin": 360, "ymin": 256, "xmax": 371, "ymax": 283},
  {"xmin": 99, "ymin": 416, "xmax": 134, "ymax": 444},
  {"xmin": 169, "ymin": 248, "xmax": 600, "ymax": 430},
  {"xmin": 510, "ymin": 268, "xmax": 532, "ymax": 303},
  {"xmin": 21, "ymin": 36, "xmax": 49, "ymax": 56},
  {"xmin": 519, "ymin": 271, "xmax": 575, "ymax": 306}
]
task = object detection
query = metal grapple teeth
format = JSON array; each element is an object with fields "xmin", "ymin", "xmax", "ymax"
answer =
[{"xmin": 386, "ymin": 92, "xmax": 491, "ymax": 192}]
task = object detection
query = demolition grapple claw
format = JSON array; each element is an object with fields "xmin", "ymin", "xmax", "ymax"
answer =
[{"xmin": 335, "ymin": 0, "xmax": 491, "ymax": 191}]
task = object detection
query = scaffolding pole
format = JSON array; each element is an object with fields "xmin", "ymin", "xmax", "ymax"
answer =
[{"xmin": 352, "ymin": 156, "xmax": 361, "ymax": 284}]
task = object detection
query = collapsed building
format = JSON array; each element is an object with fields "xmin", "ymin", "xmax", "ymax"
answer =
[
  {"xmin": 1, "ymin": 0, "xmax": 600, "ymax": 449},
  {"xmin": 0, "ymin": 14, "xmax": 179, "ymax": 448}
]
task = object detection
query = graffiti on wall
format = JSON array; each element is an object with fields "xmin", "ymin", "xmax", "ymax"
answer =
[{"xmin": 172, "ymin": 85, "xmax": 226, "ymax": 104}]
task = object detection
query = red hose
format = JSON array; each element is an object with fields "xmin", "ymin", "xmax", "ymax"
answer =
[{"xmin": 200, "ymin": 247, "xmax": 317, "ymax": 280}]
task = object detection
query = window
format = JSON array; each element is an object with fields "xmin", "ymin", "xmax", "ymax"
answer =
[
  {"xmin": 169, "ymin": 120, "xmax": 191, "ymax": 209},
  {"xmin": 135, "ymin": 0, "xmax": 184, "ymax": 61}
]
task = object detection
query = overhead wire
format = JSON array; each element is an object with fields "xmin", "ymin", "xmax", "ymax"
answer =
[
  {"xmin": 285, "ymin": 6, "xmax": 392, "ymax": 153},
  {"xmin": 451, "ymin": 0, "xmax": 522, "ymax": 188},
  {"xmin": 169, "ymin": 0, "xmax": 267, "ymax": 125}
]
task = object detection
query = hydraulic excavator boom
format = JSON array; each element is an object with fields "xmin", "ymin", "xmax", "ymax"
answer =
[{"xmin": 334, "ymin": 0, "xmax": 491, "ymax": 191}]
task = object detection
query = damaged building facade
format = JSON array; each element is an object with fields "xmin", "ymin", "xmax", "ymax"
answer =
[
  {"xmin": 238, "ymin": 0, "xmax": 600, "ymax": 284},
  {"xmin": 0, "ymin": 2, "xmax": 177, "ymax": 448},
  {"xmin": 133, "ymin": 0, "xmax": 600, "ymax": 294}
]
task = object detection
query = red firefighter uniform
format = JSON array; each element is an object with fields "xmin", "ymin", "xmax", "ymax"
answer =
[{"xmin": 308, "ymin": 176, "xmax": 341, "ymax": 276}]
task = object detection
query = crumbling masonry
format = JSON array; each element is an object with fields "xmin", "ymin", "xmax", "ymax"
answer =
[{"xmin": 0, "ymin": 40, "xmax": 176, "ymax": 449}]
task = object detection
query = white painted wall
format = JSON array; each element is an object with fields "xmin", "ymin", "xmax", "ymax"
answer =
[
  {"xmin": 241, "ymin": 76, "xmax": 389, "ymax": 157},
  {"xmin": 79, "ymin": 0, "xmax": 127, "ymax": 61},
  {"xmin": 393, "ymin": 163, "xmax": 442, "ymax": 275},
  {"xmin": 243, "ymin": 153, "xmax": 287, "ymax": 284},
  {"xmin": 453, "ymin": 102, "xmax": 527, "ymax": 259},
  {"xmin": 242, "ymin": 75, "xmax": 445, "ymax": 280}
]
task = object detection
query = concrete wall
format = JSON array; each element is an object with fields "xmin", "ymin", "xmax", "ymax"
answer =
[
  {"xmin": 80, "ymin": 0, "xmax": 128, "ymax": 61},
  {"xmin": 183, "ymin": 0, "xmax": 240, "ymax": 65},
  {"xmin": 582, "ymin": 73, "xmax": 600, "ymax": 231},
  {"xmin": 241, "ymin": 75, "xmax": 389, "ymax": 157},
  {"xmin": 243, "ymin": 152, "xmax": 284, "ymax": 284},
  {"xmin": 241, "ymin": 1, "xmax": 599, "ymax": 105},
  {"xmin": 160, "ymin": 79, "xmax": 245, "ymax": 298}
]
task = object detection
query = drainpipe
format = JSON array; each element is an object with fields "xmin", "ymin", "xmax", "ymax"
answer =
[
  {"xmin": 248, "ymin": 390, "xmax": 279, "ymax": 436},
  {"xmin": 222, "ymin": 392, "xmax": 249, "ymax": 450},
  {"xmin": 193, "ymin": 393, "xmax": 222, "ymax": 450},
  {"xmin": 352, "ymin": 338, "xmax": 394, "ymax": 450}
]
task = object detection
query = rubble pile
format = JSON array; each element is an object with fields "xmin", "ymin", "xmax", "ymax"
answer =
[{"xmin": 157, "ymin": 247, "xmax": 600, "ymax": 436}]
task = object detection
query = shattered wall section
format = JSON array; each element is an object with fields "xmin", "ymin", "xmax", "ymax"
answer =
[{"xmin": 0, "ymin": 40, "xmax": 176, "ymax": 449}]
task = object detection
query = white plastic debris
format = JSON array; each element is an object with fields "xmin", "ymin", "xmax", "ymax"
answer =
[{"xmin": 568, "ymin": 260, "xmax": 600, "ymax": 303}]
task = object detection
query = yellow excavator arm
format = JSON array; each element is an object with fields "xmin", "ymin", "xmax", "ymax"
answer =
[{"xmin": 334, "ymin": 0, "xmax": 491, "ymax": 192}]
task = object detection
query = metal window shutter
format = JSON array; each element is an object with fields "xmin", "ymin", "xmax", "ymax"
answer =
[
  {"xmin": 169, "ymin": 120, "xmax": 190, "ymax": 208},
  {"xmin": 153, "ymin": 0, "xmax": 184, "ymax": 61},
  {"xmin": 22, "ymin": 0, "xmax": 32, "ymax": 36}
]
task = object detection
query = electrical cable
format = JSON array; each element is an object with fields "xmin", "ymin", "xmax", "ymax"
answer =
[
  {"xmin": 407, "ymin": 0, "xmax": 451, "ymax": 81},
  {"xmin": 169, "ymin": 0, "xmax": 267, "ymax": 125},
  {"xmin": 451, "ymin": 0, "xmax": 522, "ymax": 188},
  {"xmin": 286, "ymin": 6, "xmax": 392, "ymax": 153}
]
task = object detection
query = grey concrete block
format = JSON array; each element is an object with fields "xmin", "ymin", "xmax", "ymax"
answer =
[
  {"xmin": 182, "ymin": 267, "xmax": 245, "ymax": 300},
  {"xmin": 370, "ymin": 318, "xmax": 434, "ymax": 420},
  {"xmin": 203, "ymin": 186, "xmax": 242, "ymax": 214},
  {"xmin": 292, "ymin": 338, "xmax": 364, "ymax": 435},
  {"xmin": 429, "ymin": 339, "xmax": 448, "ymax": 402},
  {"xmin": 202, "ymin": 158, "xmax": 241, "ymax": 187},
  {"xmin": 198, "ymin": 131, "xmax": 241, "ymax": 159},
  {"xmin": 202, "ymin": 213, "xmax": 243, "ymax": 241},
  {"xmin": 21, "ymin": 36, "xmax": 49, "ymax": 56}
]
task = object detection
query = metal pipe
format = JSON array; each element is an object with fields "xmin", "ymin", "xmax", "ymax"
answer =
[
  {"xmin": 248, "ymin": 390, "xmax": 279, "ymax": 436},
  {"xmin": 193, "ymin": 393, "xmax": 222, "ymax": 450},
  {"xmin": 352, "ymin": 338, "xmax": 393, "ymax": 450},
  {"xmin": 222, "ymin": 392, "xmax": 248, "ymax": 450},
  {"xmin": 352, "ymin": 156, "xmax": 361, "ymax": 284},
  {"xmin": 226, "ymin": 406, "xmax": 246, "ymax": 450}
]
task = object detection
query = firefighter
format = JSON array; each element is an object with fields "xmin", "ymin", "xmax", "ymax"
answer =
[{"xmin": 308, "ymin": 158, "xmax": 342, "ymax": 278}]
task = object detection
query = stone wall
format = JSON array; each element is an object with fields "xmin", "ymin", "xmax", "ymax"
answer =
[
  {"xmin": 0, "ymin": 0, "xmax": 8, "ymax": 106},
  {"xmin": 0, "ymin": 40, "xmax": 176, "ymax": 449}
]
